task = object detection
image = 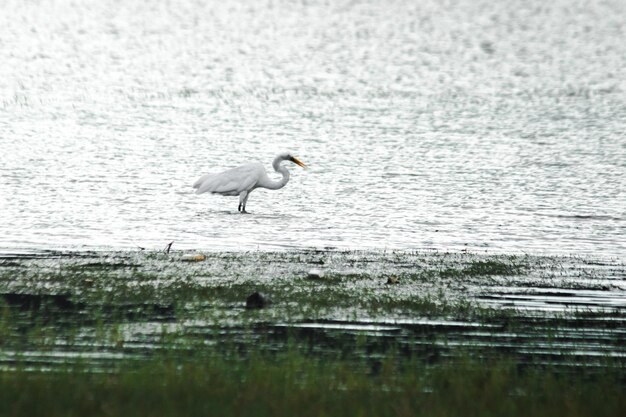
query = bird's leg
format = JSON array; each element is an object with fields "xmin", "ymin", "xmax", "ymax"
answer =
[
  {"xmin": 241, "ymin": 192, "xmax": 251, "ymax": 214},
  {"xmin": 238, "ymin": 192, "xmax": 248, "ymax": 214}
]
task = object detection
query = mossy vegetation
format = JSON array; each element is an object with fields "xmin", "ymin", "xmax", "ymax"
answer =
[
  {"xmin": 0, "ymin": 250, "xmax": 624, "ymax": 416},
  {"xmin": 0, "ymin": 349, "xmax": 624, "ymax": 417}
]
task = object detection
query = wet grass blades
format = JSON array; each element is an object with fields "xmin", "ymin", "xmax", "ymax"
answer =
[
  {"xmin": 1, "ymin": 350, "xmax": 624, "ymax": 417},
  {"xmin": 0, "ymin": 250, "xmax": 624, "ymax": 410}
]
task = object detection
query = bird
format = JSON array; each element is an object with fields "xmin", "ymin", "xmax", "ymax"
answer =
[{"xmin": 193, "ymin": 152, "xmax": 307, "ymax": 213}]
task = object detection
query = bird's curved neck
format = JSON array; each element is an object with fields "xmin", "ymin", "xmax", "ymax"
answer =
[{"xmin": 262, "ymin": 156, "xmax": 290, "ymax": 190}]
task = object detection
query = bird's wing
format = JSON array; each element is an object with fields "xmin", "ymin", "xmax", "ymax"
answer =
[
  {"xmin": 194, "ymin": 163, "xmax": 264, "ymax": 196},
  {"xmin": 192, "ymin": 173, "xmax": 213, "ymax": 189}
]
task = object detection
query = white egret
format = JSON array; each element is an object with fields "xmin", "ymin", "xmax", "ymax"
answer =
[{"xmin": 193, "ymin": 153, "xmax": 307, "ymax": 213}]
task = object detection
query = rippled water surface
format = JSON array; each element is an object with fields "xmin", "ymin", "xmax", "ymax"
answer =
[{"xmin": 1, "ymin": 0, "xmax": 625, "ymax": 255}]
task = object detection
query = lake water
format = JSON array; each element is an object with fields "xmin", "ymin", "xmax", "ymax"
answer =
[{"xmin": 1, "ymin": 0, "xmax": 625, "ymax": 257}]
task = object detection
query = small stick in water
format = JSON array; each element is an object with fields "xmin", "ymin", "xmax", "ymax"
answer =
[{"xmin": 164, "ymin": 241, "xmax": 174, "ymax": 254}]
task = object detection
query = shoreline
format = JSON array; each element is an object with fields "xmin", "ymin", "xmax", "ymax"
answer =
[{"xmin": 1, "ymin": 248, "xmax": 625, "ymax": 415}]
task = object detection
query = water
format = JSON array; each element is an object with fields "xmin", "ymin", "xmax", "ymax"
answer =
[{"xmin": 1, "ymin": 0, "xmax": 625, "ymax": 256}]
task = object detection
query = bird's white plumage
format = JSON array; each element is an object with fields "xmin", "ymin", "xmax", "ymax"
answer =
[
  {"xmin": 193, "ymin": 153, "xmax": 306, "ymax": 213},
  {"xmin": 193, "ymin": 163, "xmax": 264, "ymax": 196}
]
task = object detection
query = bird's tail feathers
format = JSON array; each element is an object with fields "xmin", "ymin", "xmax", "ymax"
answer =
[{"xmin": 193, "ymin": 173, "xmax": 215, "ymax": 191}]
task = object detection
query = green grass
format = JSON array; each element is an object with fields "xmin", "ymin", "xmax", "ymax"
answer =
[{"xmin": 1, "ymin": 351, "xmax": 624, "ymax": 417}]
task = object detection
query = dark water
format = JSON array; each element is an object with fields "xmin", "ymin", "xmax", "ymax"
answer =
[{"xmin": 1, "ymin": 0, "xmax": 625, "ymax": 256}]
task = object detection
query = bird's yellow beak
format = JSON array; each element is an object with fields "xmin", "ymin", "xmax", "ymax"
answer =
[{"xmin": 292, "ymin": 157, "xmax": 307, "ymax": 169}]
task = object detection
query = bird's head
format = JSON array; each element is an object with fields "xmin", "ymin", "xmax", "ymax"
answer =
[
  {"xmin": 279, "ymin": 152, "xmax": 307, "ymax": 169},
  {"xmin": 289, "ymin": 155, "xmax": 307, "ymax": 169}
]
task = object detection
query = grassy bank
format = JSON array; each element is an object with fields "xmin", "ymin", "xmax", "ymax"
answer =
[
  {"xmin": 0, "ymin": 250, "xmax": 624, "ymax": 416},
  {"xmin": 2, "ymin": 350, "xmax": 624, "ymax": 417}
]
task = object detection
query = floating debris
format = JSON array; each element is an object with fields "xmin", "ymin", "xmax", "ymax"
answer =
[
  {"xmin": 181, "ymin": 254, "xmax": 206, "ymax": 262},
  {"xmin": 164, "ymin": 241, "xmax": 174, "ymax": 254},
  {"xmin": 246, "ymin": 292, "xmax": 272, "ymax": 309},
  {"xmin": 307, "ymin": 268, "xmax": 324, "ymax": 280},
  {"xmin": 386, "ymin": 276, "xmax": 399, "ymax": 285}
]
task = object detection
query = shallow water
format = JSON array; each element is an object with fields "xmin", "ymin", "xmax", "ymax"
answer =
[
  {"xmin": 1, "ymin": 250, "xmax": 624, "ymax": 369},
  {"xmin": 1, "ymin": 0, "xmax": 625, "ymax": 256}
]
